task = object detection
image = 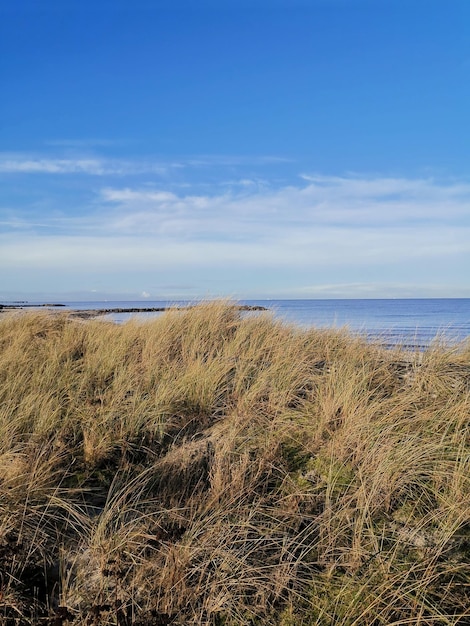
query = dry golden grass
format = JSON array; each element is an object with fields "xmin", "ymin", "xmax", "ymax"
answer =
[{"xmin": 0, "ymin": 302, "xmax": 469, "ymax": 625}]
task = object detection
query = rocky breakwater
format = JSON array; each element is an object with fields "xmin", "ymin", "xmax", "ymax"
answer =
[
  {"xmin": 68, "ymin": 304, "xmax": 268, "ymax": 319},
  {"xmin": 0, "ymin": 303, "xmax": 268, "ymax": 319}
]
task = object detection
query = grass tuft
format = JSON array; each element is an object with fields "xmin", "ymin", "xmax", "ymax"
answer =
[{"xmin": 1, "ymin": 302, "xmax": 469, "ymax": 624}]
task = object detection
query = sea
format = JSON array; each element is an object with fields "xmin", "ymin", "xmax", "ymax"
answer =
[{"xmin": 52, "ymin": 298, "xmax": 470, "ymax": 350}]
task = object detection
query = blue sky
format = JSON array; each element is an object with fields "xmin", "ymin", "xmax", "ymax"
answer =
[{"xmin": 1, "ymin": 0, "xmax": 470, "ymax": 300}]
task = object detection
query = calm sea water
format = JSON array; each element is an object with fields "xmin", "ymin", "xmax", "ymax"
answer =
[{"xmin": 56, "ymin": 298, "xmax": 470, "ymax": 349}]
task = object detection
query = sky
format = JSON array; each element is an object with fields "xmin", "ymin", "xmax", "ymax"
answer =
[{"xmin": 1, "ymin": 0, "xmax": 470, "ymax": 301}]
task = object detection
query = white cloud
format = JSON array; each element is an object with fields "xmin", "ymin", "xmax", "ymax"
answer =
[
  {"xmin": 0, "ymin": 158, "xmax": 107, "ymax": 174},
  {"xmin": 2, "ymin": 172, "xmax": 470, "ymax": 297},
  {"xmin": 276, "ymin": 282, "xmax": 470, "ymax": 299},
  {"xmin": 183, "ymin": 155, "xmax": 293, "ymax": 167},
  {"xmin": 101, "ymin": 188, "xmax": 178, "ymax": 203},
  {"xmin": 1, "ymin": 223, "xmax": 468, "ymax": 273},
  {"xmin": 0, "ymin": 152, "xmax": 291, "ymax": 178},
  {"xmin": 0, "ymin": 154, "xmax": 168, "ymax": 176},
  {"xmin": 94, "ymin": 174, "xmax": 470, "ymax": 242}
]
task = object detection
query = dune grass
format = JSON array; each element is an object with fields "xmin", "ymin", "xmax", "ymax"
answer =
[{"xmin": 0, "ymin": 302, "xmax": 469, "ymax": 625}]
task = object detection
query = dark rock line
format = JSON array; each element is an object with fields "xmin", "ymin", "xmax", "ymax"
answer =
[{"xmin": 0, "ymin": 304, "xmax": 268, "ymax": 319}]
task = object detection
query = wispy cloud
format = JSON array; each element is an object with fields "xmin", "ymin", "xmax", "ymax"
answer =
[
  {"xmin": 2, "ymin": 172, "xmax": 470, "ymax": 297},
  {"xmin": 0, "ymin": 154, "xmax": 168, "ymax": 176},
  {"xmin": 0, "ymin": 152, "xmax": 292, "ymax": 177},
  {"xmin": 183, "ymin": 155, "xmax": 293, "ymax": 167},
  {"xmin": 0, "ymin": 157, "xmax": 109, "ymax": 175},
  {"xmin": 95, "ymin": 174, "xmax": 470, "ymax": 240}
]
